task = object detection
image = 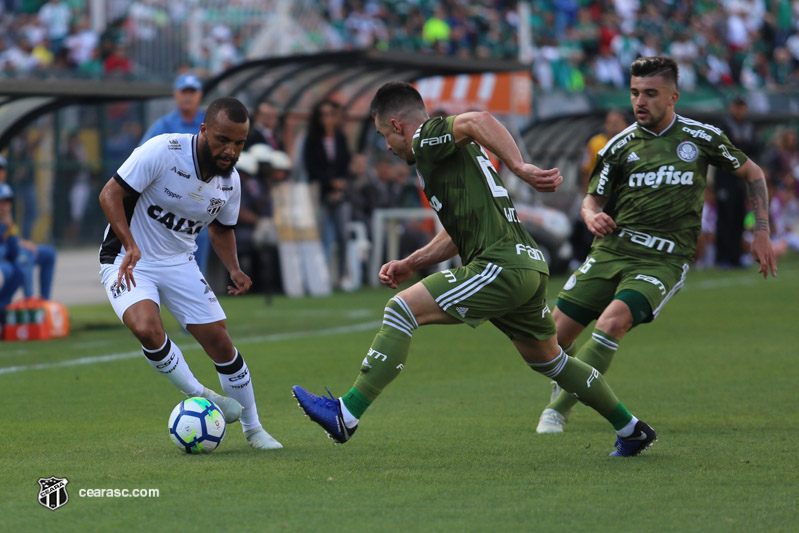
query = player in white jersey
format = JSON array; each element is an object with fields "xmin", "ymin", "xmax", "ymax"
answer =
[{"xmin": 99, "ymin": 97, "xmax": 281, "ymax": 450}]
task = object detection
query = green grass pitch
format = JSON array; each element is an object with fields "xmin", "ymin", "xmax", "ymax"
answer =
[{"xmin": 2, "ymin": 256, "xmax": 797, "ymax": 532}]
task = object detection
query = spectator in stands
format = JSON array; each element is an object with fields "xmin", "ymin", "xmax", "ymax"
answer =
[
  {"xmin": 770, "ymin": 176, "xmax": 799, "ymax": 257},
  {"xmin": 140, "ymin": 72, "xmax": 204, "ymax": 142},
  {"xmin": 64, "ymin": 15, "xmax": 98, "ymax": 69},
  {"xmin": 715, "ymin": 96, "xmax": 760, "ymax": 268},
  {"xmin": 7, "ymin": 129, "xmax": 42, "ymax": 240},
  {"xmin": 62, "ymin": 130, "xmax": 93, "ymax": 244},
  {"xmin": 0, "ymin": 183, "xmax": 25, "ymax": 321},
  {"xmin": 37, "ymin": 0, "xmax": 71, "ymax": 51},
  {"xmin": 234, "ymin": 150, "xmax": 273, "ymax": 294},
  {"xmin": 246, "ymin": 100, "xmax": 282, "ymax": 151},
  {"xmin": 18, "ymin": 238, "xmax": 56, "ymax": 301},
  {"xmin": 695, "ymin": 186, "xmax": 717, "ymax": 269},
  {"xmin": 303, "ymin": 99, "xmax": 352, "ymax": 287},
  {"xmin": 764, "ymin": 128, "xmax": 799, "ymax": 188},
  {"xmin": 103, "ymin": 43, "xmax": 133, "ymax": 76},
  {"xmin": 0, "ymin": 162, "xmax": 56, "ymax": 302},
  {"xmin": 207, "ymin": 25, "xmax": 240, "ymax": 75}
]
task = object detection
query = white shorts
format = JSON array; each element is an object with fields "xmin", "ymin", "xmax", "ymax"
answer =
[{"xmin": 100, "ymin": 257, "xmax": 226, "ymax": 328}]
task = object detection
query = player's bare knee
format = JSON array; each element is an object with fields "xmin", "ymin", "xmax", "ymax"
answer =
[
  {"xmin": 595, "ymin": 314, "xmax": 632, "ymax": 338},
  {"xmin": 129, "ymin": 321, "xmax": 165, "ymax": 349}
]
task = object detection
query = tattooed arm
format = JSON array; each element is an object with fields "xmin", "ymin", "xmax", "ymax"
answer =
[{"xmin": 734, "ymin": 159, "xmax": 777, "ymax": 278}]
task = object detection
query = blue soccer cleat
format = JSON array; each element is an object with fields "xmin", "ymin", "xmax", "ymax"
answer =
[
  {"xmin": 291, "ymin": 385, "xmax": 357, "ymax": 444},
  {"xmin": 610, "ymin": 421, "xmax": 657, "ymax": 457}
]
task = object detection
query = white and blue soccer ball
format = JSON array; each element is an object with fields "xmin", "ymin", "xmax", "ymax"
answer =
[{"xmin": 168, "ymin": 397, "xmax": 226, "ymax": 453}]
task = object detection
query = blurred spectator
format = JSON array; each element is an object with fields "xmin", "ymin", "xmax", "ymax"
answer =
[
  {"xmin": 7, "ymin": 130, "xmax": 42, "ymax": 240},
  {"xmin": 62, "ymin": 130, "xmax": 93, "ymax": 244},
  {"xmin": 234, "ymin": 149, "xmax": 278, "ymax": 295},
  {"xmin": 770, "ymin": 176, "xmax": 799, "ymax": 258},
  {"xmin": 349, "ymin": 153, "xmax": 378, "ymax": 232},
  {"xmin": 18, "ymin": 239, "xmax": 56, "ymax": 301},
  {"xmin": 422, "ymin": 5, "xmax": 450, "ymax": 46},
  {"xmin": 37, "ymin": 0, "xmax": 71, "ymax": 51},
  {"xmin": 0, "ymin": 157, "xmax": 56, "ymax": 302},
  {"xmin": 303, "ymin": 99, "xmax": 352, "ymax": 287},
  {"xmin": 246, "ymin": 100, "xmax": 282, "ymax": 151},
  {"xmin": 764, "ymin": 128, "xmax": 799, "ymax": 188},
  {"xmin": 140, "ymin": 72, "xmax": 204, "ymax": 142},
  {"xmin": 0, "ymin": 183, "xmax": 24, "ymax": 322},
  {"xmin": 206, "ymin": 25, "xmax": 240, "ymax": 75},
  {"xmin": 696, "ymin": 187, "xmax": 718, "ymax": 269},
  {"xmin": 715, "ymin": 96, "xmax": 759, "ymax": 268},
  {"xmin": 592, "ymin": 46, "xmax": 624, "ymax": 87},
  {"xmin": 64, "ymin": 15, "xmax": 98, "ymax": 69},
  {"xmin": 103, "ymin": 43, "xmax": 133, "ymax": 75}
]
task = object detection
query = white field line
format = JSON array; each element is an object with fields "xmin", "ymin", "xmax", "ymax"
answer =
[{"xmin": 0, "ymin": 321, "xmax": 380, "ymax": 376}]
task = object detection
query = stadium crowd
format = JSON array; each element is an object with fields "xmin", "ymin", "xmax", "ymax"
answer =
[
  {"xmin": 2, "ymin": 1, "xmax": 799, "ymax": 91},
  {"xmin": 316, "ymin": 0, "xmax": 799, "ymax": 91}
]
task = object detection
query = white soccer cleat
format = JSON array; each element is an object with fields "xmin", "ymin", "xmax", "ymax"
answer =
[
  {"xmin": 199, "ymin": 387, "xmax": 242, "ymax": 424},
  {"xmin": 244, "ymin": 427, "xmax": 283, "ymax": 450},
  {"xmin": 536, "ymin": 408, "xmax": 566, "ymax": 434}
]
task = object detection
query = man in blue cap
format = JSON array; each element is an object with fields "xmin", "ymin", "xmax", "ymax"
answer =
[
  {"xmin": 140, "ymin": 73, "xmax": 210, "ymax": 274},
  {"xmin": 140, "ymin": 73, "xmax": 205, "ymax": 143}
]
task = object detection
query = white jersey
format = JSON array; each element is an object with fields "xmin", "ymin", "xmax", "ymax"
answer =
[{"xmin": 100, "ymin": 133, "xmax": 241, "ymax": 266}]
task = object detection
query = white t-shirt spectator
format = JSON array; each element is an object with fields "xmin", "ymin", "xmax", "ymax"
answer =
[
  {"xmin": 65, "ymin": 29, "xmax": 99, "ymax": 65},
  {"xmin": 38, "ymin": 0, "xmax": 71, "ymax": 41}
]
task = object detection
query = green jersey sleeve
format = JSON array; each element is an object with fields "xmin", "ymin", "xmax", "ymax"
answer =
[
  {"xmin": 412, "ymin": 116, "xmax": 458, "ymax": 171},
  {"xmin": 706, "ymin": 130, "xmax": 749, "ymax": 172},
  {"xmin": 586, "ymin": 133, "xmax": 628, "ymax": 198}
]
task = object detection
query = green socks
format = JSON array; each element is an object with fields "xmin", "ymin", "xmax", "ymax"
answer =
[
  {"xmin": 548, "ymin": 329, "xmax": 619, "ymax": 415},
  {"xmin": 342, "ymin": 296, "xmax": 417, "ymax": 418},
  {"xmin": 529, "ymin": 346, "xmax": 632, "ymax": 430},
  {"xmin": 341, "ymin": 387, "xmax": 371, "ymax": 419}
]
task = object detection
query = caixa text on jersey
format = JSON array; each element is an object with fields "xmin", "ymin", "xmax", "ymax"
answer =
[{"xmin": 147, "ymin": 204, "xmax": 204, "ymax": 234}]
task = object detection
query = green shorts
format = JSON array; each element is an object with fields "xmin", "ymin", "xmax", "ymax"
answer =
[
  {"xmin": 421, "ymin": 259, "xmax": 556, "ymax": 341},
  {"xmin": 557, "ymin": 247, "xmax": 690, "ymax": 326}
]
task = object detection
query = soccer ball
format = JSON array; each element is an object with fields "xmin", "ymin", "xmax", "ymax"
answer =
[{"xmin": 168, "ymin": 397, "xmax": 226, "ymax": 453}]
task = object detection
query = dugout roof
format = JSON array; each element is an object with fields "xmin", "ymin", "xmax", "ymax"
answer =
[{"xmin": 0, "ymin": 50, "xmax": 529, "ymax": 152}]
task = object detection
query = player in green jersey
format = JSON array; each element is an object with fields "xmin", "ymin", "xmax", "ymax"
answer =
[
  {"xmin": 536, "ymin": 56, "xmax": 778, "ymax": 434},
  {"xmin": 294, "ymin": 81, "xmax": 658, "ymax": 456}
]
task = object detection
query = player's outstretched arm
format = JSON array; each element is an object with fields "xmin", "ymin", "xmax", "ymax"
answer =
[
  {"xmin": 452, "ymin": 111, "xmax": 562, "ymax": 192},
  {"xmin": 736, "ymin": 159, "xmax": 777, "ymax": 278},
  {"xmin": 379, "ymin": 230, "xmax": 458, "ymax": 289},
  {"xmin": 99, "ymin": 177, "xmax": 140, "ymax": 289},
  {"xmin": 581, "ymin": 193, "xmax": 615, "ymax": 238},
  {"xmin": 208, "ymin": 223, "xmax": 252, "ymax": 295}
]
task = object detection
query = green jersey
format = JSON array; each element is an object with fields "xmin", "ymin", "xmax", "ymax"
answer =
[
  {"xmin": 588, "ymin": 114, "xmax": 748, "ymax": 261},
  {"xmin": 412, "ymin": 116, "xmax": 548, "ymax": 274}
]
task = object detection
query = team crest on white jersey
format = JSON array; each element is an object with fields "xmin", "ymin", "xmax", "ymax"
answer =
[
  {"xmin": 676, "ymin": 141, "xmax": 698, "ymax": 162},
  {"xmin": 207, "ymin": 198, "xmax": 225, "ymax": 216}
]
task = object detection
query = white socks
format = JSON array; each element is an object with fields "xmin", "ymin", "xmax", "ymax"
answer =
[
  {"xmin": 142, "ymin": 336, "xmax": 203, "ymax": 397},
  {"xmin": 339, "ymin": 399, "xmax": 359, "ymax": 428},
  {"xmin": 617, "ymin": 415, "xmax": 640, "ymax": 437},
  {"xmin": 215, "ymin": 350, "xmax": 261, "ymax": 432}
]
